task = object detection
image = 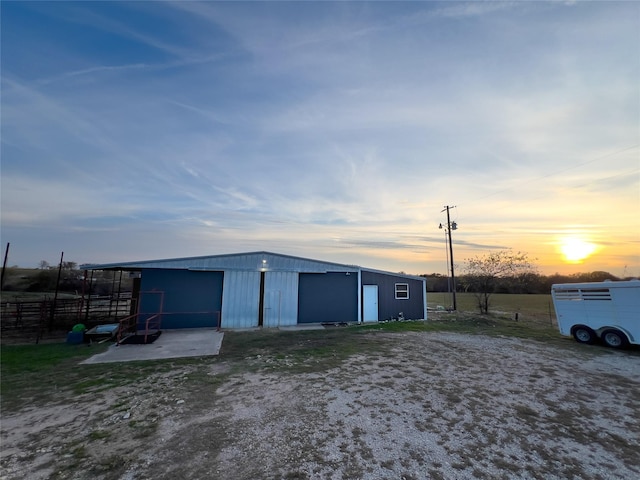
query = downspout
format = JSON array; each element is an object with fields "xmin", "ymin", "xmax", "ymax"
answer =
[
  {"xmin": 357, "ymin": 268, "xmax": 362, "ymax": 324},
  {"xmin": 423, "ymin": 277, "xmax": 428, "ymax": 321}
]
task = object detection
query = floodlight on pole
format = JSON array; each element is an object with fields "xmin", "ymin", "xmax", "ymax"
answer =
[{"xmin": 439, "ymin": 206, "xmax": 457, "ymax": 311}]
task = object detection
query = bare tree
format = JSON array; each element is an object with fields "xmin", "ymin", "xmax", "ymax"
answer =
[
  {"xmin": 463, "ymin": 250, "xmax": 537, "ymax": 314},
  {"xmin": 38, "ymin": 260, "xmax": 50, "ymax": 270}
]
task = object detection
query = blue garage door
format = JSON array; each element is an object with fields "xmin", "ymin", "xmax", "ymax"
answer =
[
  {"xmin": 298, "ymin": 272, "xmax": 358, "ymax": 324},
  {"xmin": 139, "ymin": 269, "xmax": 224, "ymax": 329}
]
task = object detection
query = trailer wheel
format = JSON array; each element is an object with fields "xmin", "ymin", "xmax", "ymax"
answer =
[
  {"xmin": 571, "ymin": 325, "xmax": 596, "ymax": 345},
  {"xmin": 601, "ymin": 329, "xmax": 629, "ymax": 349}
]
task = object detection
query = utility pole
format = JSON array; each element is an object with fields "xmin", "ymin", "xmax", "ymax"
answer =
[
  {"xmin": 439, "ymin": 206, "xmax": 457, "ymax": 311},
  {"xmin": 0, "ymin": 243, "xmax": 9, "ymax": 291}
]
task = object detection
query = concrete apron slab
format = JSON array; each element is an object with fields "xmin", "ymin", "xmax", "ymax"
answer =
[{"xmin": 81, "ymin": 328, "xmax": 224, "ymax": 364}]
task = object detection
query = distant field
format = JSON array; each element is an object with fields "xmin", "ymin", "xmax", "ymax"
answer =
[
  {"xmin": 0, "ymin": 291, "xmax": 79, "ymax": 301},
  {"xmin": 428, "ymin": 292, "xmax": 556, "ymax": 325}
]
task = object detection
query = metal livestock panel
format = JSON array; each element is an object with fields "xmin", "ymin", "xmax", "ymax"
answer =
[
  {"xmin": 221, "ymin": 270, "xmax": 261, "ymax": 329},
  {"xmin": 263, "ymin": 271, "xmax": 299, "ymax": 327}
]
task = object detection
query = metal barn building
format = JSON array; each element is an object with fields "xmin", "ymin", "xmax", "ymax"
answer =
[{"xmin": 83, "ymin": 251, "xmax": 427, "ymax": 329}]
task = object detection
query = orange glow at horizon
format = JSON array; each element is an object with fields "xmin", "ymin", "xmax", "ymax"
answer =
[{"xmin": 558, "ymin": 236, "xmax": 599, "ymax": 264}]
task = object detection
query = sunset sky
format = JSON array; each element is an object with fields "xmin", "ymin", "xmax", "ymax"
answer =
[{"xmin": 2, "ymin": 1, "xmax": 639, "ymax": 277}]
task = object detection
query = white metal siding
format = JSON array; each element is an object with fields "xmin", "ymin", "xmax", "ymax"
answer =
[
  {"xmin": 552, "ymin": 280, "xmax": 640, "ymax": 339},
  {"xmin": 221, "ymin": 270, "xmax": 260, "ymax": 328},
  {"xmin": 263, "ymin": 271, "xmax": 299, "ymax": 327}
]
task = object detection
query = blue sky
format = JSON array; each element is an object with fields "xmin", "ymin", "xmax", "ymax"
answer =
[{"xmin": 1, "ymin": 1, "xmax": 639, "ymax": 276}]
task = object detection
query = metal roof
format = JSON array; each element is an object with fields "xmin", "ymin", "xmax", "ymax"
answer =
[
  {"xmin": 81, "ymin": 251, "xmax": 425, "ymax": 280},
  {"xmin": 81, "ymin": 251, "xmax": 360, "ymax": 274}
]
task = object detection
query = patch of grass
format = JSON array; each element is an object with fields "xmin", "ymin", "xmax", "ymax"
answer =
[
  {"xmin": 87, "ymin": 429, "xmax": 111, "ymax": 441},
  {"xmin": 428, "ymin": 468, "xmax": 446, "ymax": 480},
  {"xmin": 70, "ymin": 444, "xmax": 88, "ymax": 459},
  {"xmin": 0, "ymin": 343, "xmax": 217, "ymax": 412},
  {"xmin": 283, "ymin": 471, "xmax": 308, "ymax": 480},
  {"xmin": 220, "ymin": 328, "xmax": 390, "ymax": 373},
  {"xmin": 363, "ymin": 312, "xmax": 565, "ymax": 344},
  {"xmin": 88, "ymin": 454, "xmax": 130, "ymax": 477},
  {"xmin": 492, "ymin": 457, "xmax": 522, "ymax": 474},
  {"xmin": 128, "ymin": 418, "xmax": 158, "ymax": 438},
  {"xmin": 1, "ymin": 342, "xmax": 108, "ymax": 409},
  {"xmin": 401, "ymin": 473, "xmax": 418, "ymax": 480},
  {"xmin": 380, "ymin": 459, "xmax": 395, "ymax": 469},
  {"xmin": 1, "ymin": 342, "xmax": 107, "ymax": 374},
  {"xmin": 473, "ymin": 467, "xmax": 490, "ymax": 479},
  {"xmin": 514, "ymin": 404, "xmax": 539, "ymax": 418},
  {"xmin": 1, "ymin": 290, "xmax": 80, "ymax": 302},
  {"xmin": 429, "ymin": 292, "xmax": 556, "ymax": 319}
]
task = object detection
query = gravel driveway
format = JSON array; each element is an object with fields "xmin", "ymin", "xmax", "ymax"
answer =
[{"xmin": 2, "ymin": 331, "xmax": 639, "ymax": 479}]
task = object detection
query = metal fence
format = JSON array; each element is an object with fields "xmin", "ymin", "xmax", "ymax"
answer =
[{"xmin": 1, "ymin": 293, "xmax": 132, "ymax": 342}]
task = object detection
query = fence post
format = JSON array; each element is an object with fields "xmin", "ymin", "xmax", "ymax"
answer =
[
  {"xmin": 116, "ymin": 270, "xmax": 123, "ymax": 320},
  {"xmin": 38, "ymin": 300, "xmax": 48, "ymax": 344},
  {"xmin": 49, "ymin": 252, "xmax": 64, "ymax": 332},
  {"xmin": 85, "ymin": 270, "xmax": 94, "ymax": 322}
]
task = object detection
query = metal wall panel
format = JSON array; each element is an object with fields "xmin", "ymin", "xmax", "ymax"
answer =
[
  {"xmin": 221, "ymin": 270, "xmax": 261, "ymax": 329},
  {"xmin": 361, "ymin": 270, "xmax": 426, "ymax": 321},
  {"xmin": 298, "ymin": 273, "xmax": 358, "ymax": 323},
  {"xmin": 263, "ymin": 271, "xmax": 299, "ymax": 327},
  {"xmin": 139, "ymin": 269, "xmax": 223, "ymax": 328}
]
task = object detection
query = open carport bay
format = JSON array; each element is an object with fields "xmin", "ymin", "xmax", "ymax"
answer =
[{"xmin": 1, "ymin": 331, "xmax": 639, "ymax": 480}]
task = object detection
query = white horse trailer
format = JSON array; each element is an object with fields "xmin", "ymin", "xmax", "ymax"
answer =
[{"xmin": 551, "ymin": 279, "xmax": 640, "ymax": 348}]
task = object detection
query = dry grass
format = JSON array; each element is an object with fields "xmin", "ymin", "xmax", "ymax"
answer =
[
  {"xmin": 2, "ymin": 316, "xmax": 639, "ymax": 480},
  {"xmin": 429, "ymin": 292, "xmax": 556, "ymax": 323}
]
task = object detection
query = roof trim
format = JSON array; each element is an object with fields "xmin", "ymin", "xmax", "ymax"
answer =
[{"xmin": 361, "ymin": 267, "xmax": 426, "ymax": 282}]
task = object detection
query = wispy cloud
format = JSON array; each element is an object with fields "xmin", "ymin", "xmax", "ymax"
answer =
[{"xmin": 1, "ymin": 1, "xmax": 638, "ymax": 275}]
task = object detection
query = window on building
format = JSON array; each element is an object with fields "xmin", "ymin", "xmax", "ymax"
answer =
[{"xmin": 395, "ymin": 283, "xmax": 409, "ymax": 299}]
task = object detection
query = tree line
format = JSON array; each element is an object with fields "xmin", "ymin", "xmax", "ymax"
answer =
[
  {"xmin": 420, "ymin": 249, "xmax": 635, "ymax": 314},
  {"xmin": 423, "ymin": 270, "xmax": 627, "ymax": 294},
  {"xmin": 1, "ymin": 265, "xmax": 131, "ymax": 296},
  {"xmin": 422, "ymin": 249, "xmax": 631, "ymax": 297}
]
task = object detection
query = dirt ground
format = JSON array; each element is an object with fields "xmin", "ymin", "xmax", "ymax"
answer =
[{"xmin": 2, "ymin": 331, "xmax": 639, "ymax": 480}]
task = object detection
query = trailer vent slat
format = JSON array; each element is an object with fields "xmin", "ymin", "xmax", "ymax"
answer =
[
  {"xmin": 554, "ymin": 289, "xmax": 582, "ymax": 301},
  {"xmin": 582, "ymin": 289, "xmax": 612, "ymax": 301},
  {"xmin": 553, "ymin": 288, "xmax": 612, "ymax": 301}
]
